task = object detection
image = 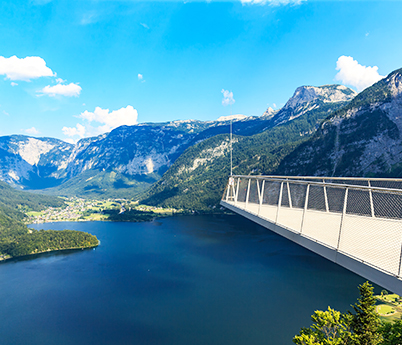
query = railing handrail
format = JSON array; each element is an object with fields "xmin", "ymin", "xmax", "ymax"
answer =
[
  {"xmin": 231, "ymin": 175, "xmax": 402, "ymax": 182},
  {"xmin": 229, "ymin": 175, "xmax": 402, "ymax": 194}
]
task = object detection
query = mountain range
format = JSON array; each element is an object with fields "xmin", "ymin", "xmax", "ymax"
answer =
[
  {"xmin": 3, "ymin": 68, "xmax": 402, "ymax": 211},
  {"xmin": 0, "ymin": 112, "xmax": 289, "ymax": 198}
]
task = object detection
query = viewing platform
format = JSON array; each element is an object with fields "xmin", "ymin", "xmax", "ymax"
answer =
[{"xmin": 221, "ymin": 175, "xmax": 402, "ymax": 295}]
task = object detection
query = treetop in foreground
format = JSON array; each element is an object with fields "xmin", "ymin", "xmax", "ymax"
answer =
[{"xmin": 293, "ymin": 281, "xmax": 385, "ymax": 345}]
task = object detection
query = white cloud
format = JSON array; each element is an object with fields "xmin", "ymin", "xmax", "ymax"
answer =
[
  {"xmin": 63, "ymin": 105, "xmax": 139, "ymax": 139},
  {"xmin": 25, "ymin": 127, "xmax": 40, "ymax": 135},
  {"xmin": 140, "ymin": 23, "xmax": 149, "ymax": 29},
  {"xmin": 221, "ymin": 89, "xmax": 235, "ymax": 106},
  {"xmin": 10, "ymin": 82, "xmax": 18, "ymax": 86},
  {"xmin": 62, "ymin": 123, "xmax": 86, "ymax": 138},
  {"xmin": 241, "ymin": 0, "xmax": 305, "ymax": 5},
  {"xmin": 138, "ymin": 74, "xmax": 143, "ymax": 80},
  {"xmin": 80, "ymin": 105, "xmax": 138, "ymax": 131},
  {"xmin": 0, "ymin": 55, "xmax": 55, "ymax": 81},
  {"xmin": 39, "ymin": 82, "xmax": 82, "ymax": 97},
  {"xmin": 335, "ymin": 55, "xmax": 384, "ymax": 92}
]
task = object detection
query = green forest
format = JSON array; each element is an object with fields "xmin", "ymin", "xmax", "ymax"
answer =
[{"xmin": 0, "ymin": 182, "xmax": 98, "ymax": 260}]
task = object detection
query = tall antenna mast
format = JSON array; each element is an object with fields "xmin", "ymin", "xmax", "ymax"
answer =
[{"xmin": 230, "ymin": 102, "xmax": 233, "ymax": 176}]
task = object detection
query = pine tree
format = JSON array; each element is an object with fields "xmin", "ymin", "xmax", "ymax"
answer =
[{"xmin": 349, "ymin": 281, "xmax": 382, "ymax": 345}]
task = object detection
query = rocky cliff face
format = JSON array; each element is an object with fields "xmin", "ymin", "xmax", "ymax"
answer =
[
  {"xmin": 268, "ymin": 84, "xmax": 357, "ymax": 127},
  {"xmin": 275, "ymin": 68, "xmax": 402, "ymax": 177},
  {"xmin": 0, "ymin": 136, "xmax": 73, "ymax": 188}
]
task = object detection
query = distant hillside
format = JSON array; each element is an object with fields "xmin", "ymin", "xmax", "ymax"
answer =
[
  {"xmin": 141, "ymin": 84, "xmax": 356, "ymax": 210},
  {"xmin": 275, "ymin": 67, "xmax": 402, "ymax": 177}
]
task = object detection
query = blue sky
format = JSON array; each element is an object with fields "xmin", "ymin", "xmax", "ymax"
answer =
[{"xmin": 0, "ymin": 0, "xmax": 401, "ymax": 142}]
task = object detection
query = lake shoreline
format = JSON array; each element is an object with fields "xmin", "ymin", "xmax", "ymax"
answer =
[{"xmin": 0, "ymin": 240, "xmax": 100, "ymax": 262}]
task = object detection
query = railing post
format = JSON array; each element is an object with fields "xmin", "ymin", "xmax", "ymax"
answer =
[
  {"xmin": 258, "ymin": 180, "xmax": 265, "ymax": 216},
  {"xmin": 368, "ymin": 180, "xmax": 375, "ymax": 218},
  {"xmin": 300, "ymin": 184, "xmax": 309, "ymax": 234},
  {"xmin": 337, "ymin": 188, "xmax": 348, "ymax": 251},
  {"xmin": 323, "ymin": 182, "xmax": 329, "ymax": 212},
  {"xmin": 287, "ymin": 181, "xmax": 292, "ymax": 208},
  {"xmin": 235, "ymin": 178, "xmax": 240, "ymax": 204},
  {"xmin": 398, "ymin": 244, "xmax": 402, "ymax": 278},
  {"xmin": 276, "ymin": 181, "xmax": 284, "ymax": 224},
  {"xmin": 245, "ymin": 179, "xmax": 251, "ymax": 209}
]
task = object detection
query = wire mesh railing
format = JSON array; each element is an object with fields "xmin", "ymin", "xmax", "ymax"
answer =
[{"xmin": 222, "ymin": 175, "xmax": 402, "ymax": 279}]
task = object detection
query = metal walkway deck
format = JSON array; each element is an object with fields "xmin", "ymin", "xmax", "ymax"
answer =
[{"xmin": 221, "ymin": 175, "xmax": 402, "ymax": 295}]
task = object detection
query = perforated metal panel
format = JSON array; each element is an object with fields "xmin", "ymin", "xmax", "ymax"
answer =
[
  {"xmin": 373, "ymin": 191, "xmax": 402, "ymax": 219},
  {"xmin": 326, "ymin": 187, "xmax": 345, "ymax": 213},
  {"xmin": 346, "ymin": 189, "xmax": 372, "ymax": 216},
  {"xmin": 281, "ymin": 182, "xmax": 290, "ymax": 207},
  {"xmin": 263, "ymin": 181, "xmax": 281, "ymax": 206},
  {"xmin": 237, "ymin": 178, "xmax": 249, "ymax": 203},
  {"xmin": 339, "ymin": 216, "xmax": 402, "ymax": 276},
  {"xmin": 248, "ymin": 179, "xmax": 260, "ymax": 204},
  {"xmin": 289, "ymin": 183, "xmax": 307, "ymax": 209},
  {"xmin": 308, "ymin": 185, "xmax": 326, "ymax": 211}
]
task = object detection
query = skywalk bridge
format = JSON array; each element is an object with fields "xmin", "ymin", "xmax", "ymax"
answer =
[{"xmin": 221, "ymin": 175, "xmax": 402, "ymax": 295}]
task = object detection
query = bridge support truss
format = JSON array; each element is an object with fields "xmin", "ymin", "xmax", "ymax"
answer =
[{"xmin": 221, "ymin": 175, "xmax": 402, "ymax": 295}]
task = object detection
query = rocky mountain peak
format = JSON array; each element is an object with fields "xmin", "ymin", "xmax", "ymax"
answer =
[
  {"xmin": 266, "ymin": 84, "xmax": 356, "ymax": 127},
  {"xmin": 262, "ymin": 107, "xmax": 275, "ymax": 119},
  {"xmin": 284, "ymin": 85, "xmax": 357, "ymax": 110}
]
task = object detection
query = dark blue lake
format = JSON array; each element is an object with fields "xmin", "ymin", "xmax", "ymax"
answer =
[{"xmin": 0, "ymin": 215, "xmax": 369, "ymax": 345}]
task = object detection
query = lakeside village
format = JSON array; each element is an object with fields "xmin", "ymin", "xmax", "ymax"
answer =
[{"xmin": 26, "ymin": 197, "xmax": 182, "ymax": 223}]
